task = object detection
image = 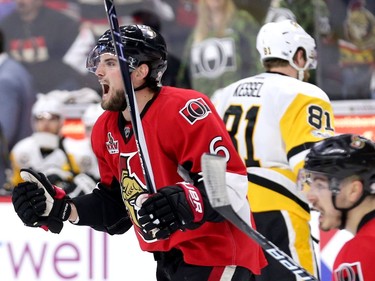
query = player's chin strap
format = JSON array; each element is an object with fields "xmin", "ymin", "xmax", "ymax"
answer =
[
  {"xmin": 290, "ymin": 55, "xmax": 308, "ymax": 81},
  {"xmin": 297, "ymin": 69, "xmax": 304, "ymax": 81},
  {"xmin": 133, "ymin": 64, "xmax": 163, "ymax": 93},
  {"xmin": 134, "ymin": 83, "xmax": 148, "ymax": 92}
]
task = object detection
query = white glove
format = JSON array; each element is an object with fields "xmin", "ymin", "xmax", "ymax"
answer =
[{"xmin": 69, "ymin": 173, "xmax": 98, "ymax": 197}]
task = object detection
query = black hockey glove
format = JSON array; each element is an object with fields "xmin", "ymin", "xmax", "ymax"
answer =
[
  {"xmin": 12, "ymin": 168, "xmax": 72, "ymax": 234},
  {"xmin": 12, "ymin": 181, "xmax": 46, "ymax": 226},
  {"xmin": 138, "ymin": 182, "xmax": 205, "ymax": 240}
]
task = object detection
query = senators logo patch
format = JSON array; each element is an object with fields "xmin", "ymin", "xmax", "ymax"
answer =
[
  {"xmin": 179, "ymin": 98, "xmax": 212, "ymax": 124},
  {"xmin": 350, "ymin": 135, "xmax": 365, "ymax": 149},
  {"xmin": 119, "ymin": 152, "xmax": 155, "ymax": 241},
  {"xmin": 334, "ymin": 262, "xmax": 364, "ymax": 281}
]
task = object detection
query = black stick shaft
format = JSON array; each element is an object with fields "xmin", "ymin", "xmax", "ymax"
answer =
[
  {"xmin": 201, "ymin": 154, "xmax": 318, "ymax": 281},
  {"xmin": 104, "ymin": 0, "xmax": 156, "ymax": 193}
]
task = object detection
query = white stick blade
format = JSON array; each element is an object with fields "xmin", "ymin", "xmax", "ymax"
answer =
[{"xmin": 201, "ymin": 153, "xmax": 230, "ymax": 208}]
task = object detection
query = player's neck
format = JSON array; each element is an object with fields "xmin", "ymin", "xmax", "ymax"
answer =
[
  {"xmin": 122, "ymin": 88, "xmax": 155, "ymax": 121},
  {"xmin": 269, "ymin": 66, "xmax": 298, "ymax": 79},
  {"xmin": 346, "ymin": 197, "xmax": 375, "ymax": 234}
]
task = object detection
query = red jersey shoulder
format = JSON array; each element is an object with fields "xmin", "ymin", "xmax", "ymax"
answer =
[{"xmin": 158, "ymin": 86, "xmax": 214, "ymax": 125}]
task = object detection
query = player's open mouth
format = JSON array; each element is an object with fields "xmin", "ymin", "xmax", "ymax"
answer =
[
  {"xmin": 100, "ymin": 82, "xmax": 110, "ymax": 95},
  {"xmin": 316, "ymin": 209, "xmax": 324, "ymax": 219},
  {"xmin": 103, "ymin": 84, "xmax": 109, "ymax": 94},
  {"xmin": 311, "ymin": 207, "xmax": 323, "ymax": 216}
]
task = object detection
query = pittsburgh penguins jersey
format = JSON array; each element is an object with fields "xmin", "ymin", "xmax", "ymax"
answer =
[
  {"xmin": 9, "ymin": 132, "xmax": 98, "ymax": 185},
  {"xmin": 212, "ymin": 72, "xmax": 335, "ymax": 219},
  {"xmin": 90, "ymin": 86, "xmax": 266, "ymax": 273},
  {"xmin": 333, "ymin": 211, "xmax": 375, "ymax": 281},
  {"xmin": 63, "ymin": 137, "xmax": 100, "ymax": 180}
]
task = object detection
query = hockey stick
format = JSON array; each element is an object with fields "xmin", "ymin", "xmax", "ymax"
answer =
[
  {"xmin": 201, "ymin": 153, "xmax": 318, "ymax": 281},
  {"xmin": 104, "ymin": 0, "xmax": 156, "ymax": 193}
]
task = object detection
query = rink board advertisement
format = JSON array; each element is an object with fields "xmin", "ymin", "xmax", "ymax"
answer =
[
  {"xmin": 333, "ymin": 100, "xmax": 375, "ymax": 141},
  {"xmin": 0, "ymin": 198, "xmax": 156, "ymax": 281}
]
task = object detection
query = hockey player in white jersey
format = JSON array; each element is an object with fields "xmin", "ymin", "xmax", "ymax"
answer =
[
  {"xmin": 61, "ymin": 102, "xmax": 104, "ymax": 197},
  {"xmin": 8, "ymin": 91, "xmax": 99, "ymax": 197},
  {"xmin": 212, "ymin": 20, "xmax": 335, "ymax": 281}
]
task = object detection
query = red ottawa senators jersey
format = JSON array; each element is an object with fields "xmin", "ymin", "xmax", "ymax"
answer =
[
  {"xmin": 91, "ymin": 86, "xmax": 266, "ymax": 274},
  {"xmin": 333, "ymin": 211, "xmax": 375, "ymax": 281}
]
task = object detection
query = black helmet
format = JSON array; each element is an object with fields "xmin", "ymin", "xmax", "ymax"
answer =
[
  {"xmin": 304, "ymin": 133, "xmax": 375, "ymax": 194},
  {"xmin": 86, "ymin": 24, "xmax": 167, "ymax": 86}
]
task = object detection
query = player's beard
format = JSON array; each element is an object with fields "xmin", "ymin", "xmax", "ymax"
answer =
[{"xmin": 101, "ymin": 89, "xmax": 127, "ymax": 111}]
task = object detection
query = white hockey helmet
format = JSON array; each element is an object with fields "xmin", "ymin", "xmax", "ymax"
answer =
[
  {"xmin": 256, "ymin": 20, "xmax": 317, "ymax": 79},
  {"xmin": 82, "ymin": 103, "xmax": 104, "ymax": 127},
  {"xmin": 32, "ymin": 93, "xmax": 63, "ymax": 119}
]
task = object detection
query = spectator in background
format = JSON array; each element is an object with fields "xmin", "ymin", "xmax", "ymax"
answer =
[
  {"xmin": 314, "ymin": 0, "xmax": 342, "ymax": 100},
  {"xmin": 232, "ymin": 0, "xmax": 271, "ymax": 24},
  {"xmin": 318, "ymin": 0, "xmax": 375, "ymax": 100},
  {"xmin": 78, "ymin": 0, "xmax": 174, "ymax": 40},
  {"xmin": 0, "ymin": 28, "xmax": 35, "ymax": 153},
  {"xmin": 0, "ymin": 0, "xmax": 95, "ymax": 93},
  {"xmin": 8, "ymin": 89, "xmax": 99, "ymax": 197},
  {"xmin": 338, "ymin": 0, "xmax": 375, "ymax": 99},
  {"xmin": 276, "ymin": 0, "xmax": 316, "ymax": 36},
  {"xmin": 177, "ymin": 0, "xmax": 261, "ymax": 98},
  {"xmin": 162, "ymin": 0, "xmax": 198, "ymax": 60}
]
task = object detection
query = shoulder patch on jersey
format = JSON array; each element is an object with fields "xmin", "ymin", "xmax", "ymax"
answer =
[
  {"xmin": 106, "ymin": 132, "xmax": 119, "ymax": 154},
  {"xmin": 334, "ymin": 262, "xmax": 364, "ymax": 281},
  {"xmin": 311, "ymin": 130, "xmax": 334, "ymax": 138},
  {"xmin": 179, "ymin": 98, "xmax": 212, "ymax": 125}
]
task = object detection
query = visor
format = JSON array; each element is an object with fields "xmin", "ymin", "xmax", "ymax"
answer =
[
  {"xmin": 86, "ymin": 44, "xmax": 115, "ymax": 73},
  {"xmin": 297, "ymin": 169, "xmax": 330, "ymax": 192},
  {"xmin": 34, "ymin": 113, "xmax": 61, "ymax": 120},
  {"xmin": 86, "ymin": 44, "xmax": 140, "ymax": 74}
]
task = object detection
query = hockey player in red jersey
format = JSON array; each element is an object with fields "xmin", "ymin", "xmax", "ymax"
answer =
[
  {"xmin": 11, "ymin": 24, "xmax": 266, "ymax": 280},
  {"xmin": 298, "ymin": 133, "xmax": 375, "ymax": 281}
]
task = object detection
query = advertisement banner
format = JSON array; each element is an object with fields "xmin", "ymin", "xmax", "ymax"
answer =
[{"xmin": 0, "ymin": 200, "xmax": 156, "ymax": 281}]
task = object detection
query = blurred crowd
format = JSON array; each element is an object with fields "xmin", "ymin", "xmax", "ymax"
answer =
[{"xmin": 0, "ymin": 0, "xmax": 374, "ymax": 194}]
